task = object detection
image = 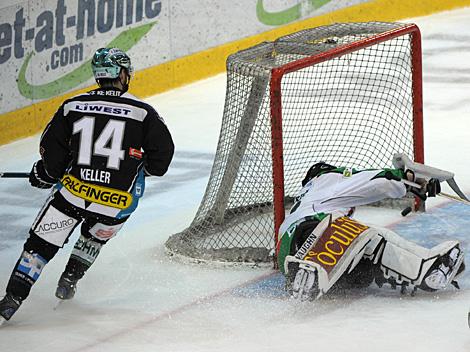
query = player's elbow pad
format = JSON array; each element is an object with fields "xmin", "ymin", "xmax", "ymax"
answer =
[
  {"xmin": 143, "ymin": 165, "xmax": 169, "ymax": 177},
  {"xmin": 143, "ymin": 149, "xmax": 174, "ymax": 177}
]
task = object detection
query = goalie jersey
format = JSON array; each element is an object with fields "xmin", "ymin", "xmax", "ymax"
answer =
[
  {"xmin": 279, "ymin": 168, "xmax": 407, "ymax": 235},
  {"xmin": 39, "ymin": 87, "xmax": 174, "ymax": 218}
]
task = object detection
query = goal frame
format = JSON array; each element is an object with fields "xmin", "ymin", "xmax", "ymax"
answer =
[
  {"xmin": 165, "ymin": 22, "xmax": 426, "ymax": 266},
  {"xmin": 270, "ymin": 24, "xmax": 424, "ymax": 254}
]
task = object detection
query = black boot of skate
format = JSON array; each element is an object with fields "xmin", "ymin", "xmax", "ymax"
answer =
[
  {"xmin": 55, "ymin": 272, "xmax": 79, "ymax": 300},
  {"xmin": 0, "ymin": 293, "xmax": 22, "ymax": 323},
  {"xmin": 421, "ymin": 246, "xmax": 465, "ymax": 291}
]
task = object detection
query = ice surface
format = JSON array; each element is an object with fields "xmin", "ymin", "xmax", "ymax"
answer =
[{"xmin": 1, "ymin": 7, "xmax": 470, "ymax": 352}]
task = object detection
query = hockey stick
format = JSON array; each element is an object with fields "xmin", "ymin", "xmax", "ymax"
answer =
[
  {"xmin": 0, "ymin": 172, "xmax": 29, "ymax": 178},
  {"xmin": 400, "ymin": 179, "xmax": 470, "ymax": 206},
  {"xmin": 438, "ymin": 191, "xmax": 470, "ymax": 206},
  {"xmin": 393, "ymin": 178, "xmax": 470, "ymax": 216},
  {"xmin": 393, "ymin": 153, "xmax": 469, "ymax": 202},
  {"xmin": 392, "ymin": 153, "xmax": 470, "ymax": 202},
  {"xmin": 446, "ymin": 177, "xmax": 469, "ymax": 202}
]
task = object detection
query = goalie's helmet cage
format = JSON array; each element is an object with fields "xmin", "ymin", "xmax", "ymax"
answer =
[{"xmin": 165, "ymin": 22, "xmax": 424, "ymax": 265}]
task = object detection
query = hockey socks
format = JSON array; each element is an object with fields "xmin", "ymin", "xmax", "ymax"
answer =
[
  {"xmin": 55, "ymin": 233, "xmax": 106, "ymax": 300},
  {"xmin": 1, "ymin": 233, "xmax": 59, "ymax": 321},
  {"xmin": 6, "ymin": 233, "xmax": 59, "ymax": 300}
]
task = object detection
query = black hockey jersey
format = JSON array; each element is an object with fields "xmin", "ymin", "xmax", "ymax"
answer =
[{"xmin": 39, "ymin": 87, "xmax": 174, "ymax": 218}]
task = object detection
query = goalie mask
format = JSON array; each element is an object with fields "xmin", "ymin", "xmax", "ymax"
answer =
[{"xmin": 301, "ymin": 162, "xmax": 337, "ymax": 186}]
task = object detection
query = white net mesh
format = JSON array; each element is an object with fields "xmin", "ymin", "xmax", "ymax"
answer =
[{"xmin": 165, "ymin": 22, "xmax": 421, "ymax": 264}]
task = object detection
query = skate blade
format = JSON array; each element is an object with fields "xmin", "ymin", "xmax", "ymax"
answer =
[{"xmin": 53, "ymin": 299, "xmax": 65, "ymax": 311}]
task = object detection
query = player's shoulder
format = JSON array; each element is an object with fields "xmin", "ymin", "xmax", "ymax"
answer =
[
  {"xmin": 121, "ymin": 92, "xmax": 165, "ymax": 123},
  {"xmin": 120, "ymin": 91, "xmax": 145, "ymax": 103},
  {"xmin": 120, "ymin": 92, "xmax": 155, "ymax": 111}
]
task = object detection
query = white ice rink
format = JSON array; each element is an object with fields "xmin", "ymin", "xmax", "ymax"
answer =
[{"xmin": 1, "ymin": 7, "xmax": 470, "ymax": 352}]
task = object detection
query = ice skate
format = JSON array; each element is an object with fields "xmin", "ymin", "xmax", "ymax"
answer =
[
  {"xmin": 55, "ymin": 272, "xmax": 78, "ymax": 301},
  {"xmin": 0, "ymin": 293, "xmax": 22, "ymax": 323},
  {"xmin": 291, "ymin": 266, "xmax": 318, "ymax": 301}
]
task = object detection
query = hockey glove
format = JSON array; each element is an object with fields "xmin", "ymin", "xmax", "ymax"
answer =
[
  {"xmin": 426, "ymin": 178, "xmax": 441, "ymax": 197},
  {"xmin": 404, "ymin": 169, "xmax": 416, "ymax": 183},
  {"xmin": 408, "ymin": 178, "xmax": 441, "ymax": 201},
  {"xmin": 29, "ymin": 160, "xmax": 57, "ymax": 189}
]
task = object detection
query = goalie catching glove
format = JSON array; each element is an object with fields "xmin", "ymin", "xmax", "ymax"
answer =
[
  {"xmin": 29, "ymin": 160, "xmax": 58, "ymax": 189},
  {"xmin": 426, "ymin": 178, "xmax": 441, "ymax": 197}
]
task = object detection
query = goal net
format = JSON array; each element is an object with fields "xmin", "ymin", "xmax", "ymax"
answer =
[{"xmin": 165, "ymin": 22, "xmax": 424, "ymax": 265}]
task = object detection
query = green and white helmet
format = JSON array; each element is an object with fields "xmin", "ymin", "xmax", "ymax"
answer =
[{"xmin": 91, "ymin": 47, "xmax": 133, "ymax": 80}]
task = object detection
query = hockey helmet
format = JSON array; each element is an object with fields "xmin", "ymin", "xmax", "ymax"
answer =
[
  {"xmin": 91, "ymin": 47, "xmax": 133, "ymax": 80},
  {"xmin": 301, "ymin": 162, "xmax": 337, "ymax": 186}
]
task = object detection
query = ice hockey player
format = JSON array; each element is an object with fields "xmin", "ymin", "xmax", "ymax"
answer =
[
  {"xmin": 0, "ymin": 47, "xmax": 174, "ymax": 323},
  {"xmin": 277, "ymin": 161, "xmax": 465, "ymax": 301}
]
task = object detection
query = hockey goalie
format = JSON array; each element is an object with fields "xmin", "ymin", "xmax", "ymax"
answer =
[{"xmin": 277, "ymin": 154, "xmax": 465, "ymax": 301}]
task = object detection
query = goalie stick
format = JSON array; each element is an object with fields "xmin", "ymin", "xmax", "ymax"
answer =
[
  {"xmin": 393, "ymin": 153, "xmax": 469, "ymax": 202},
  {"xmin": 392, "ymin": 155, "xmax": 470, "ymax": 327},
  {"xmin": 446, "ymin": 178, "xmax": 469, "ymax": 202},
  {"xmin": 398, "ymin": 177, "xmax": 470, "ymax": 206},
  {"xmin": 386, "ymin": 155, "xmax": 469, "ymax": 214},
  {"xmin": 438, "ymin": 191, "xmax": 470, "ymax": 206}
]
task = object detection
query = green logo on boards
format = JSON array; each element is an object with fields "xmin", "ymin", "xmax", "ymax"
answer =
[
  {"xmin": 256, "ymin": 0, "xmax": 332, "ymax": 26},
  {"xmin": 17, "ymin": 22, "xmax": 156, "ymax": 100}
]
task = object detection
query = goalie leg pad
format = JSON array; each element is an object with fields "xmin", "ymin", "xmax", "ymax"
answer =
[
  {"xmin": 284, "ymin": 214, "xmax": 377, "ymax": 300},
  {"xmin": 421, "ymin": 245, "xmax": 464, "ymax": 291},
  {"xmin": 364, "ymin": 227, "xmax": 465, "ymax": 291}
]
